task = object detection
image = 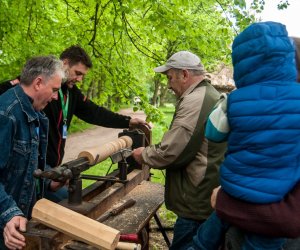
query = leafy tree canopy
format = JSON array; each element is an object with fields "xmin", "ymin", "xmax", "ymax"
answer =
[{"xmin": 0, "ymin": 0, "xmax": 290, "ymax": 122}]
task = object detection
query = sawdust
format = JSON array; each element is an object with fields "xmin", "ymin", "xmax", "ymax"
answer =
[{"xmin": 102, "ymin": 181, "xmax": 164, "ymax": 234}]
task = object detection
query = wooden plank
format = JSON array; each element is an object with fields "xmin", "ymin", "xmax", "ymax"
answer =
[
  {"xmin": 101, "ymin": 181, "xmax": 164, "ymax": 234},
  {"xmin": 77, "ymin": 167, "xmax": 150, "ymax": 219},
  {"xmin": 32, "ymin": 199, "xmax": 120, "ymax": 250}
]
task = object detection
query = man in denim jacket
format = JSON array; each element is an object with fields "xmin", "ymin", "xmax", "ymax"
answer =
[{"xmin": 0, "ymin": 56, "xmax": 64, "ymax": 249}]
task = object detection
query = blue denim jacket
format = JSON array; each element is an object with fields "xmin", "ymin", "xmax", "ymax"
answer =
[{"xmin": 0, "ymin": 85, "xmax": 48, "ymax": 230}]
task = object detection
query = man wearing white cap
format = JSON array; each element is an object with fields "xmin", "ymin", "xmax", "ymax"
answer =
[{"xmin": 132, "ymin": 51, "xmax": 226, "ymax": 249}]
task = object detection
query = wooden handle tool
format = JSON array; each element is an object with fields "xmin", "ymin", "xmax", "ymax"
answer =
[{"xmin": 98, "ymin": 199, "xmax": 136, "ymax": 223}]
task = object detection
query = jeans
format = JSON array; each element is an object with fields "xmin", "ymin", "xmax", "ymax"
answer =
[
  {"xmin": 190, "ymin": 211, "xmax": 285, "ymax": 250},
  {"xmin": 191, "ymin": 211, "xmax": 229, "ymax": 250},
  {"xmin": 243, "ymin": 234, "xmax": 285, "ymax": 250},
  {"xmin": 283, "ymin": 238, "xmax": 300, "ymax": 250},
  {"xmin": 170, "ymin": 216, "xmax": 205, "ymax": 250},
  {"xmin": 42, "ymin": 164, "xmax": 68, "ymax": 203},
  {"xmin": 44, "ymin": 185, "xmax": 68, "ymax": 203}
]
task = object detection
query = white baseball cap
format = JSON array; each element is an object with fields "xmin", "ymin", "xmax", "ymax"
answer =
[{"xmin": 154, "ymin": 51, "xmax": 205, "ymax": 73}]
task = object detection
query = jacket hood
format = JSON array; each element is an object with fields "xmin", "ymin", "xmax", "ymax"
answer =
[{"xmin": 232, "ymin": 21, "xmax": 297, "ymax": 88}]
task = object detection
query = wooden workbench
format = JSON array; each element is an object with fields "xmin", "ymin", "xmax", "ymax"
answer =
[
  {"xmin": 102, "ymin": 180, "xmax": 164, "ymax": 234},
  {"xmin": 24, "ymin": 179, "xmax": 164, "ymax": 249}
]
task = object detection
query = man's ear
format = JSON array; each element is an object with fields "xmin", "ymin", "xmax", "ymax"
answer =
[
  {"xmin": 62, "ymin": 59, "xmax": 69, "ymax": 67},
  {"xmin": 182, "ymin": 69, "xmax": 189, "ymax": 79},
  {"xmin": 32, "ymin": 76, "xmax": 43, "ymax": 91},
  {"xmin": 62, "ymin": 59, "xmax": 70, "ymax": 74}
]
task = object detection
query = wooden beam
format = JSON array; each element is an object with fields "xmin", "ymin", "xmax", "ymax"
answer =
[{"xmin": 32, "ymin": 199, "xmax": 120, "ymax": 250}]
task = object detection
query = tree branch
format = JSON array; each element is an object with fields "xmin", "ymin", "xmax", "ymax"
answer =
[
  {"xmin": 26, "ymin": 1, "xmax": 34, "ymax": 42},
  {"xmin": 215, "ymin": 0, "xmax": 238, "ymax": 35},
  {"xmin": 88, "ymin": 3, "xmax": 104, "ymax": 58},
  {"xmin": 121, "ymin": 12, "xmax": 162, "ymax": 62}
]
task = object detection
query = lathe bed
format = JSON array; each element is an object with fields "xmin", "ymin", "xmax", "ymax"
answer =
[{"xmin": 24, "ymin": 127, "xmax": 168, "ymax": 250}]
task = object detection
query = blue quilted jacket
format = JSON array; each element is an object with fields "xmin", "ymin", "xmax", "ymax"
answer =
[{"xmin": 220, "ymin": 22, "xmax": 300, "ymax": 203}]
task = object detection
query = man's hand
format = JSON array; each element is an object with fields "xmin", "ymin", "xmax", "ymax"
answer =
[
  {"xmin": 211, "ymin": 186, "xmax": 221, "ymax": 209},
  {"xmin": 49, "ymin": 180, "xmax": 68, "ymax": 192},
  {"xmin": 10, "ymin": 78, "xmax": 20, "ymax": 86},
  {"xmin": 3, "ymin": 216, "xmax": 27, "ymax": 249},
  {"xmin": 132, "ymin": 147, "xmax": 145, "ymax": 165},
  {"xmin": 129, "ymin": 118, "xmax": 151, "ymax": 129}
]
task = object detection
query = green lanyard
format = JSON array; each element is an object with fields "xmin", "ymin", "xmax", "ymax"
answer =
[{"xmin": 59, "ymin": 89, "xmax": 69, "ymax": 123}]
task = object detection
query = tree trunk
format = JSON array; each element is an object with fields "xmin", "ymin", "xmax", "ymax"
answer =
[
  {"xmin": 159, "ymin": 85, "xmax": 169, "ymax": 107},
  {"xmin": 87, "ymin": 80, "xmax": 95, "ymax": 99},
  {"xmin": 151, "ymin": 77, "xmax": 160, "ymax": 107}
]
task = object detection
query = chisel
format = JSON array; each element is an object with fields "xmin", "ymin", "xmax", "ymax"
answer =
[{"xmin": 98, "ymin": 198, "xmax": 136, "ymax": 223}]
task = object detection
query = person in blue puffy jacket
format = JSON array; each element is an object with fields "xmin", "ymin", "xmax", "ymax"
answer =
[{"xmin": 188, "ymin": 22, "xmax": 300, "ymax": 250}]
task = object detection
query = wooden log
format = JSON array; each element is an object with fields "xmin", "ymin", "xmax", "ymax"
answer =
[
  {"xmin": 32, "ymin": 198, "xmax": 120, "ymax": 250},
  {"xmin": 116, "ymin": 242, "xmax": 141, "ymax": 250},
  {"xmin": 78, "ymin": 136, "xmax": 133, "ymax": 165}
]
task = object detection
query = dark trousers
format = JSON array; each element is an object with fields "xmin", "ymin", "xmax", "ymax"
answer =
[
  {"xmin": 43, "ymin": 185, "xmax": 68, "ymax": 203},
  {"xmin": 193, "ymin": 212, "xmax": 285, "ymax": 250},
  {"xmin": 170, "ymin": 216, "xmax": 204, "ymax": 250},
  {"xmin": 225, "ymin": 228, "xmax": 299, "ymax": 250}
]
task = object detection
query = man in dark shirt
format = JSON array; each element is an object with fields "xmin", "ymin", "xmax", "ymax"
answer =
[{"xmin": 1, "ymin": 45, "xmax": 148, "ymax": 202}]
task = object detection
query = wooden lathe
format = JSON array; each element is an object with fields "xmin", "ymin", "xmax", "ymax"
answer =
[{"xmin": 24, "ymin": 126, "xmax": 169, "ymax": 250}]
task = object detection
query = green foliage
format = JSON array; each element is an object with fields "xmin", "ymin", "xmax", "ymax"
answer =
[
  {"xmin": 234, "ymin": 0, "xmax": 246, "ymax": 8},
  {"xmin": 0, "ymin": 0, "xmax": 290, "ymax": 122},
  {"xmin": 0, "ymin": 1, "xmax": 225, "ymax": 103},
  {"xmin": 277, "ymin": 0, "xmax": 290, "ymax": 9},
  {"xmin": 247, "ymin": 0, "xmax": 289, "ymax": 14},
  {"xmin": 250, "ymin": 0, "xmax": 266, "ymax": 12},
  {"xmin": 151, "ymin": 105, "xmax": 175, "ymax": 137},
  {"xmin": 68, "ymin": 116, "xmax": 93, "ymax": 134}
]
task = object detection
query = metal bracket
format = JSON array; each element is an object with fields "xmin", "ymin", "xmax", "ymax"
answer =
[{"xmin": 110, "ymin": 148, "xmax": 132, "ymax": 164}]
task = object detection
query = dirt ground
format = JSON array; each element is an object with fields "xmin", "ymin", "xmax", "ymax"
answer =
[{"xmin": 63, "ymin": 108, "xmax": 173, "ymax": 249}]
